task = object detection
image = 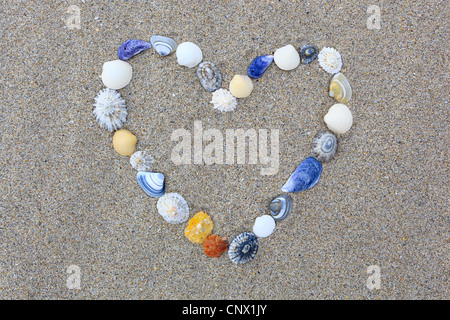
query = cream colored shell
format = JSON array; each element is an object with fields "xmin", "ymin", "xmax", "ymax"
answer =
[
  {"xmin": 273, "ymin": 44, "xmax": 300, "ymax": 71},
  {"xmin": 229, "ymin": 75, "xmax": 253, "ymax": 98},
  {"xmin": 101, "ymin": 60, "xmax": 133, "ymax": 90},
  {"xmin": 329, "ymin": 73, "xmax": 352, "ymax": 103},
  {"xmin": 323, "ymin": 103, "xmax": 353, "ymax": 134}
]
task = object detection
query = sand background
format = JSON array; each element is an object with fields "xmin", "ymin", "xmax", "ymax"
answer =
[{"xmin": 0, "ymin": 0, "xmax": 448, "ymax": 299}]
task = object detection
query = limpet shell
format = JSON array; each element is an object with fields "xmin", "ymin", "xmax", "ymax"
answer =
[
  {"xmin": 156, "ymin": 193, "xmax": 189, "ymax": 224},
  {"xmin": 300, "ymin": 44, "xmax": 318, "ymax": 64},
  {"xmin": 184, "ymin": 211, "xmax": 214, "ymax": 244},
  {"xmin": 329, "ymin": 73, "xmax": 352, "ymax": 103},
  {"xmin": 112, "ymin": 129, "xmax": 137, "ymax": 156},
  {"xmin": 281, "ymin": 157, "xmax": 322, "ymax": 193},
  {"xmin": 101, "ymin": 60, "xmax": 133, "ymax": 90},
  {"xmin": 323, "ymin": 103, "xmax": 353, "ymax": 134},
  {"xmin": 150, "ymin": 35, "xmax": 177, "ymax": 56},
  {"xmin": 203, "ymin": 235, "xmax": 228, "ymax": 258},
  {"xmin": 318, "ymin": 47, "xmax": 342, "ymax": 74},
  {"xmin": 270, "ymin": 194, "xmax": 293, "ymax": 221},
  {"xmin": 311, "ymin": 131, "xmax": 338, "ymax": 162},
  {"xmin": 196, "ymin": 61, "xmax": 222, "ymax": 92},
  {"xmin": 136, "ymin": 172, "xmax": 165, "ymax": 198},
  {"xmin": 176, "ymin": 42, "xmax": 203, "ymax": 68},
  {"xmin": 228, "ymin": 232, "xmax": 259, "ymax": 264},
  {"xmin": 273, "ymin": 44, "xmax": 300, "ymax": 71},
  {"xmin": 229, "ymin": 75, "xmax": 253, "ymax": 98},
  {"xmin": 252, "ymin": 215, "xmax": 276, "ymax": 238}
]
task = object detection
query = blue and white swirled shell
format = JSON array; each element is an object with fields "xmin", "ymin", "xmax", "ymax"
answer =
[
  {"xmin": 137, "ymin": 172, "xmax": 165, "ymax": 198},
  {"xmin": 281, "ymin": 157, "xmax": 322, "ymax": 193}
]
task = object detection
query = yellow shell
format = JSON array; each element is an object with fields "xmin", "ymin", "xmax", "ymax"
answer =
[
  {"xmin": 229, "ymin": 75, "xmax": 253, "ymax": 98},
  {"xmin": 329, "ymin": 73, "xmax": 352, "ymax": 103},
  {"xmin": 184, "ymin": 211, "xmax": 214, "ymax": 244},
  {"xmin": 113, "ymin": 129, "xmax": 137, "ymax": 156}
]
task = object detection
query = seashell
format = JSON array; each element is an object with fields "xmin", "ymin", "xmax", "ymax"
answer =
[
  {"xmin": 252, "ymin": 215, "xmax": 276, "ymax": 238},
  {"xmin": 156, "ymin": 193, "xmax": 189, "ymax": 224},
  {"xmin": 323, "ymin": 103, "xmax": 353, "ymax": 134},
  {"xmin": 329, "ymin": 73, "xmax": 352, "ymax": 103},
  {"xmin": 229, "ymin": 75, "xmax": 253, "ymax": 98},
  {"xmin": 203, "ymin": 235, "xmax": 229, "ymax": 258},
  {"xmin": 311, "ymin": 131, "xmax": 338, "ymax": 162},
  {"xmin": 281, "ymin": 157, "xmax": 322, "ymax": 193},
  {"xmin": 228, "ymin": 232, "xmax": 259, "ymax": 264},
  {"xmin": 318, "ymin": 47, "xmax": 342, "ymax": 74},
  {"xmin": 196, "ymin": 61, "xmax": 222, "ymax": 92},
  {"xmin": 112, "ymin": 129, "xmax": 137, "ymax": 156},
  {"xmin": 101, "ymin": 60, "xmax": 133, "ymax": 90},
  {"xmin": 247, "ymin": 55, "xmax": 274, "ymax": 79},
  {"xmin": 117, "ymin": 39, "xmax": 152, "ymax": 60},
  {"xmin": 130, "ymin": 151, "xmax": 154, "ymax": 172},
  {"xmin": 299, "ymin": 44, "xmax": 318, "ymax": 64},
  {"xmin": 150, "ymin": 35, "xmax": 177, "ymax": 56},
  {"xmin": 93, "ymin": 88, "xmax": 127, "ymax": 132},
  {"xmin": 176, "ymin": 42, "xmax": 203, "ymax": 68},
  {"xmin": 184, "ymin": 211, "xmax": 214, "ymax": 244},
  {"xmin": 270, "ymin": 194, "xmax": 293, "ymax": 221},
  {"xmin": 210, "ymin": 88, "xmax": 237, "ymax": 112},
  {"xmin": 136, "ymin": 172, "xmax": 165, "ymax": 198},
  {"xmin": 273, "ymin": 44, "xmax": 300, "ymax": 71}
]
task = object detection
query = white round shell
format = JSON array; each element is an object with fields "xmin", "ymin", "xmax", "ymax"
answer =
[
  {"xmin": 156, "ymin": 193, "xmax": 189, "ymax": 224},
  {"xmin": 176, "ymin": 42, "xmax": 203, "ymax": 68},
  {"xmin": 273, "ymin": 44, "xmax": 300, "ymax": 71},
  {"xmin": 323, "ymin": 103, "xmax": 353, "ymax": 134},
  {"xmin": 252, "ymin": 215, "xmax": 276, "ymax": 238},
  {"xmin": 101, "ymin": 60, "xmax": 133, "ymax": 90}
]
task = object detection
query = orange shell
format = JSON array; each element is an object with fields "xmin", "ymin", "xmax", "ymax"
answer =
[
  {"xmin": 203, "ymin": 235, "xmax": 229, "ymax": 258},
  {"xmin": 184, "ymin": 211, "xmax": 213, "ymax": 244}
]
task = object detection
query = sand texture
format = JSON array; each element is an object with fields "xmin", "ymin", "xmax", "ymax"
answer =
[{"xmin": 0, "ymin": 0, "xmax": 448, "ymax": 299}]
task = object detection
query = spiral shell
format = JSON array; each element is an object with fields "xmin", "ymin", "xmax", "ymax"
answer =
[
  {"xmin": 329, "ymin": 73, "xmax": 352, "ymax": 103},
  {"xmin": 311, "ymin": 131, "xmax": 338, "ymax": 162},
  {"xmin": 137, "ymin": 172, "xmax": 164, "ymax": 198},
  {"xmin": 196, "ymin": 61, "xmax": 222, "ymax": 92},
  {"xmin": 299, "ymin": 44, "xmax": 318, "ymax": 64},
  {"xmin": 270, "ymin": 194, "xmax": 293, "ymax": 221},
  {"xmin": 150, "ymin": 35, "xmax": 177, "ymax": 56}
]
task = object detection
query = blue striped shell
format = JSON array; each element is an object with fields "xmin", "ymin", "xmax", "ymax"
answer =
[
  {"xmin": 150, "ymin": 35, "xmax": 177, "ymax": 56},
  {"xmin": 137, "ymin": 172, "xmax": 165, "ymax": 198},
  {"xmin": 228, "ymin": 232, "xmax": 259, "ymax": 264}
]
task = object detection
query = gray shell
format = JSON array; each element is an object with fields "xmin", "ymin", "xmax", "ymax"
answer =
[
  {"xmin": 300, "ymin": 44, "xmax": 319, "ymax": 64},
  {"xmin": 150, "ymin": 35, "xmax": 177, "ymax": 56},
  {"xmin": 270, "ymin": 194, "xmax": 293, "ymax": 221},
  {"xmin": 311, "ymin": 131, "xmax": 338, "ymax": 162},
  {"xmin": 228, "ymin": 232, "xmax": 258, "ymax": 264},
  {"xmin": 196, "ymin": 61, "xmax": 222, "ymax": 92}
]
